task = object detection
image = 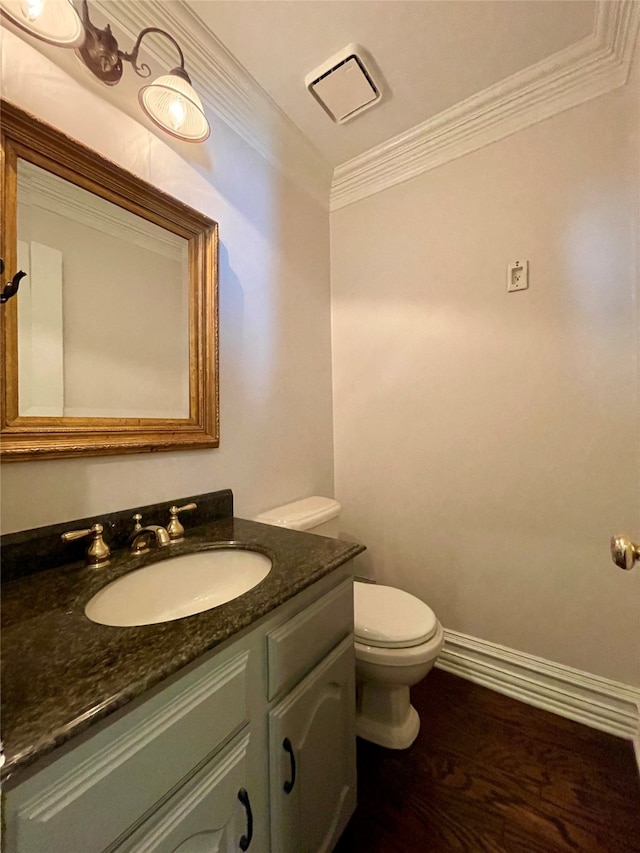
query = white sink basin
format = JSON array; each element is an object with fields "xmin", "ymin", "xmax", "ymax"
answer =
[{"xmin": 85, "ymin": 547, "xmax": 272, "ymax": 627}]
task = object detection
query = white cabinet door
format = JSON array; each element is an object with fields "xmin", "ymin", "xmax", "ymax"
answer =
[
  {"xmin": 268, "ymin": 636, "xmax": 356, "ymax": 853},
  {"xmin": 115, "ymin": 731, "xmax": 255, "ymax": 853}
]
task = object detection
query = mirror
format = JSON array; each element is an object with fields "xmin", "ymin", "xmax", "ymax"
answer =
[
  {"xmin": 1, "ymin": 100, "xmax": 219, "ymax": 461},
  {"xmin": 17, "ymin": 160, "xmax": 191, "ymax": 419}
]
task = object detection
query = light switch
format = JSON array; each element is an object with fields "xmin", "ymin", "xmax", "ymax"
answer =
[{"xmin": 507, "ymin": 260, "xmax": 529, "ymax": 292}]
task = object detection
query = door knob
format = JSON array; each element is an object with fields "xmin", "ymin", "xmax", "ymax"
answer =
[{"xmin": 610, "ymin": 536, "xmax": 640, "ymax": 571}]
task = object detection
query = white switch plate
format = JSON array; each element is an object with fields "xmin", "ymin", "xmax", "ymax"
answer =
[{"xmin": 507, "ymin": 260, "xmax": 529, "ymax": 292}]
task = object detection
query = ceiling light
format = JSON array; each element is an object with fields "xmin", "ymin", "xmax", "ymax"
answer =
[{"xmin": 0, "ymin": 0, "xmax": 210, "ymax": 143}]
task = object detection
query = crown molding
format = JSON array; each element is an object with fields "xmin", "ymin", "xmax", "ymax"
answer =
[
  {"xmin": 331, "ymin": 0, "xmax": 640, "ymax": 211},
  {"xmin": 92, "ymin": 0, "xmax": 333, "ymax": 207}
]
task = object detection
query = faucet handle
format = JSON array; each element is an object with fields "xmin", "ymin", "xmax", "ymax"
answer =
[
  {"xmin": 132, "ymin": 513, "xmax": 143, "ymax": 531},
  {"xmin": 61, "ymin": 523, "xmax": 110, "ymax": 567},
  {"xmin": 167, "ymin": 502, "xmax": 197, "ymax": 541}
]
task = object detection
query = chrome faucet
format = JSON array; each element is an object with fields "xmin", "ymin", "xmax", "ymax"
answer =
[{"xmin": 129, "ymin": 513, "xmax": 171, "ymax": 554}]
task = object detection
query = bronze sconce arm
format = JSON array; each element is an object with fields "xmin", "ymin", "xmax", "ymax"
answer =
[{"xmin": 77, "ymin": 2, "xmax": 193, "ymax": 88}]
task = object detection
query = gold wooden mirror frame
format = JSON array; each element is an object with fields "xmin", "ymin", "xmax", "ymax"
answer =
[{"xmin": 0, "ymin": 101, "xmax": 219, "ymax": 461}]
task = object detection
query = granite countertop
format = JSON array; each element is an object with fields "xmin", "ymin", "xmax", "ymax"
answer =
[{"xmin": 1, "ymin": 515, "xmax": 364, "ymax": 784}]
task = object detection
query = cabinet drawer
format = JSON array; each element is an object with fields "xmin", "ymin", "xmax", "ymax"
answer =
[
  {"xmin": 267, "ymin": 579, "xmax": 353, "ymax": 699},
  {"xmin": 115, "ymin": 731, "xmax": 252, "ymax": 853},
  {"xmin": 6, "ymin": 649, "xmax": 249, "ymax": 853}
]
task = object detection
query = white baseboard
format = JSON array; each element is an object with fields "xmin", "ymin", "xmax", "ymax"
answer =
[{"xmin": 436, "ymin": 629, "xmax": 640, "ymax": 774}]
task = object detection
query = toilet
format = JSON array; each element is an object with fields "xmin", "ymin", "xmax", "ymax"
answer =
[{"xmin": 254, "ymin": 497, "xmax": 444, "ymax": 750}]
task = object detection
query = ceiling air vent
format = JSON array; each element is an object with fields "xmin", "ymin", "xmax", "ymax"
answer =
[{"xmin": 305, "ymin": 44, "xmax": 382, "ymax": 124}]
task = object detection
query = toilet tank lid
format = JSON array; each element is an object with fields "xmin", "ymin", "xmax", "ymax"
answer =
[{"xmin": 254, "ymin": 497, "xmax": 341, "ymax": 531}]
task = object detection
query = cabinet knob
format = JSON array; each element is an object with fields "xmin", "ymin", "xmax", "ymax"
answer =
[
  {"xmin": 238, "ymin": 788, "xmax": 253, "ymax": 850},
  {"xmin": 282, "ymin": 737, "xmax": 296, "ymax": 794}
]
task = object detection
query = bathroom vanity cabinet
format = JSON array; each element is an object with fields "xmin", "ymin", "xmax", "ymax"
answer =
[{"xmin": 3, "ymin": 573, "xmax": 356, "ymax": 853}]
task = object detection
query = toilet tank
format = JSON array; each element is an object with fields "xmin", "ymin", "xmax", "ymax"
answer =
[{"xmin": 254, "ymin": 497, "xmax": 341, "ymax": 538}]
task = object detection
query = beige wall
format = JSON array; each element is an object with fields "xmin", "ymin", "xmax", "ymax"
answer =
[
  {"xmin": 331, "ymin": 58, "xmax": 640, "ymax": 685},
  {"xmin": 1, "ymin": 30, "xmax": 335, "ymax": 532}
]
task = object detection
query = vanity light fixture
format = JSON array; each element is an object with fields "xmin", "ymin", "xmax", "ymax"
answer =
[{"xmin": 0, "ymin": 0, "xmax": 210, "ymax": 142}]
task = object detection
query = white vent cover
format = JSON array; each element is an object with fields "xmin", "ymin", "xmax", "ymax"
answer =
[{"xmin": 305, "ymin": 44, "xmax": 381, "ymax": 124}]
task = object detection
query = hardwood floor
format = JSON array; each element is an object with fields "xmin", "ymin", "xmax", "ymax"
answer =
[{"xmin": 335, "ymin": 669, "xmax": 640, "ymax": 852}]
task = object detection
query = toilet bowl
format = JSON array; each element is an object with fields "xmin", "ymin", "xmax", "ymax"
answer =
[
  {"xmin": 353, "ymin": 581, "xmax": 444, "ymax": 749},
  {"xmin": 254, "ymin": 496, "xmax": 444, "ymax": 749}
]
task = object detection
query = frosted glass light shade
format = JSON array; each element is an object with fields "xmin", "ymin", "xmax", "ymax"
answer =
[
  {"xmin": 0, "ymin": 0, "xmax": 84, "ymax": 47},
  {"xmin": 139, "ymin": 73, "xmax": 210, "ymax": 143}
]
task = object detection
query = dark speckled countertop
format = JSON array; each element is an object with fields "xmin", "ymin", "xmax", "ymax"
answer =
[{"xmin": 1, "ymin": 510, "xmax": 364, "ymax": 784}]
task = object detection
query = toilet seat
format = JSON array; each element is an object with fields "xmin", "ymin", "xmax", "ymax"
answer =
[
  {"xmin": 355, "ymin": 621, "xmax": 444, "ymax": 667},
  {"xmin": 353, "ymin": 582, "xmax": 438, "ymax": 649}
]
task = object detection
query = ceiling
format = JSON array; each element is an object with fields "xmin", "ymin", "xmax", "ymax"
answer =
[{"xmin": 192, "ymin": 1, "xmax": 597, "ymax": 167}]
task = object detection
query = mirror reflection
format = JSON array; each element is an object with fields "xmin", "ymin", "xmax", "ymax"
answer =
[{"xmin": 16, "ymin": 160, "xmax": 190, "ymax": 419}]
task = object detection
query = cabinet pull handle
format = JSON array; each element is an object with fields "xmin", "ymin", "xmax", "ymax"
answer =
[
  {"xmin": 238, "ymin": 788, "xmax": 253, "ymax": 851},
  {"xmin": 282, "ymin": 737, "xmax": 296, "ymax": 794}
]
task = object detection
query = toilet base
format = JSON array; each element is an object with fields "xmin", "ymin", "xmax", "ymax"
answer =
[{"xmin": 355, "ymin": 682, "xmax": 420, "ymax": 749}]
